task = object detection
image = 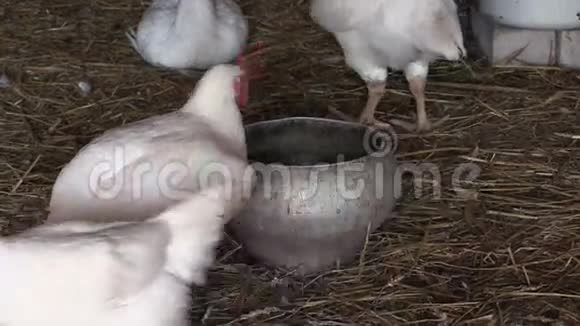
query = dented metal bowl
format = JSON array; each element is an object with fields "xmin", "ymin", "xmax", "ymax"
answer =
[{"xmin": 230, "ymin": 117, "xmax": 398, "ymax": 274}]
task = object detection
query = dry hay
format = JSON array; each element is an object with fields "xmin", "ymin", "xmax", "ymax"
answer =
[{"xmin": 1, "ymin": 0, "xmax": 580, "ymax": 325}]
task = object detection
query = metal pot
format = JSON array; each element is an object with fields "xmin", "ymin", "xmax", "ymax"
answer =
[
  {"xmin": 478, "ymin": 0, "xmax": 580, "ymax": 30},
  {"xmin": 230, "ymin": 117, "xmax": 398, "ymax": 274}
]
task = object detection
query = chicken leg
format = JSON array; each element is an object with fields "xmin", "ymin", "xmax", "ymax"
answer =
[
  {"xmin": 408, "ymin": 76, "xmax": 430, "ymax": 132},
  {"xmin": 402, "ymin": 61, "xmax": 448, "ymax": 133},
  {"xmin": 355, "ymin": 81, "xmax": 418, "ymax": 131},
  {"xmin": 358, "ymin": 81, "xmax": 389, "ymax": 128}
]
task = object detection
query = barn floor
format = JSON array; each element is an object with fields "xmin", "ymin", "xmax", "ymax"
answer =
[{"xmin": 2, "ymin": 0, "xmax": 580, "ymax": 325}]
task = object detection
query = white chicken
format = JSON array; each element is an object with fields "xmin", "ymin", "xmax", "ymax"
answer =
[
  {"xmin": 310, "ymin": 0, "xmax": 466, "ymax": 132},
  {"xmin": 127, "ymin": 0, "xmax": 248, "ymax": 73},
  {"xmin": 0, "ymin": 185, "xmax": 231, "ymax": 326},
  {"xmin": 47, "ymin": 64, "xmax": 253, "ymax": 224}
]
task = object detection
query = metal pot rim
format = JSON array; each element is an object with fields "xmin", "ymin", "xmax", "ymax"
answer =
[{"xmin": 244, "ymin": 117, "xmax": 397, "ymax": 169}]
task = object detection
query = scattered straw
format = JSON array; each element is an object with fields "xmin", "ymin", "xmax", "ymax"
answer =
[{"xmin": 1, "ymin": 0, "xmax": 580, "ymax": 324}]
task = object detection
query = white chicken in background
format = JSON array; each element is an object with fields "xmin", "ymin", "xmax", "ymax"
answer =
[
  {"xmin": 47, "ymin": 64, "xmax": 253, "ymax": 224},
  {"xmin": 310, "ymin": 0, "xmax": 466, "ymax": 133},
  {"xmin": 0, "ymin": 185, "xmax": 232, "ymax": 326},
  {"xmin": 127, "ymin": 0, "xmax": 248, "ymax": 74}
]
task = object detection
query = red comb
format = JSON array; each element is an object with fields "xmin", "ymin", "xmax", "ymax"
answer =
[
  {"xmin": 235, "ymin": 41, "xmax": 266, "ymax": 80},
  {"xmin": 233, "ymin": 42, "xmax": 267, "ymax": 108}
]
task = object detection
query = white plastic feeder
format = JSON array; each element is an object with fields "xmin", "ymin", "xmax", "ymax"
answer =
[{"xmin": 478, "ymin": 0, "xmax": 580, "ymax": 30}]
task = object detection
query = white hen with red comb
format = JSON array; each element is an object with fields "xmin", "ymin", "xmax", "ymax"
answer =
[
  {"xmin": 127, "ymin": 0, "xmax": 248, "ymax": 72},
  {"xmin": 0, "ymin": 185, "xmax": 232, "ymax": 326},
  {"xmin": 310, "ymin": 0, "xmax": 466, "ymax": 133},
  {"xmin": 47, "ymin": 64, "xmax": 252, "ymax": 224}
]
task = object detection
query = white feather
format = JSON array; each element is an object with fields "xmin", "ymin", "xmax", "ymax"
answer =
[
  {"xmin": 128, "ymin": 0, "xmax": 249, "ymax": 70},
  {"xmin": 47, "ymin": 64, "xmax": 252, "ymax": 224},
  {"xmin": 310, "ymin": 0, "xmax": 466, "ymax": 81},
  {"xmin": 0, "ymin": 185, "xmax": 229, "ymax": 326}
]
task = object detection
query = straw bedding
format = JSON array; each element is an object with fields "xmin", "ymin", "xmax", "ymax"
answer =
[{"xmin": 1, "ymin": 0, "xmax": 580, "ymax": 324}]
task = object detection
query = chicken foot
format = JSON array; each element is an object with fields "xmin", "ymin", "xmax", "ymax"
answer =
[
  {"xmin": 327, "ymin": 81, "xmax": 416, "ymax": 131},
  {"xmin": 327, "ymin": 78, "xmax": 448, "ymax": 133},
  {"xmin": 361, "ymin": 81, "xmax": 422, "ymax": 131}
]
